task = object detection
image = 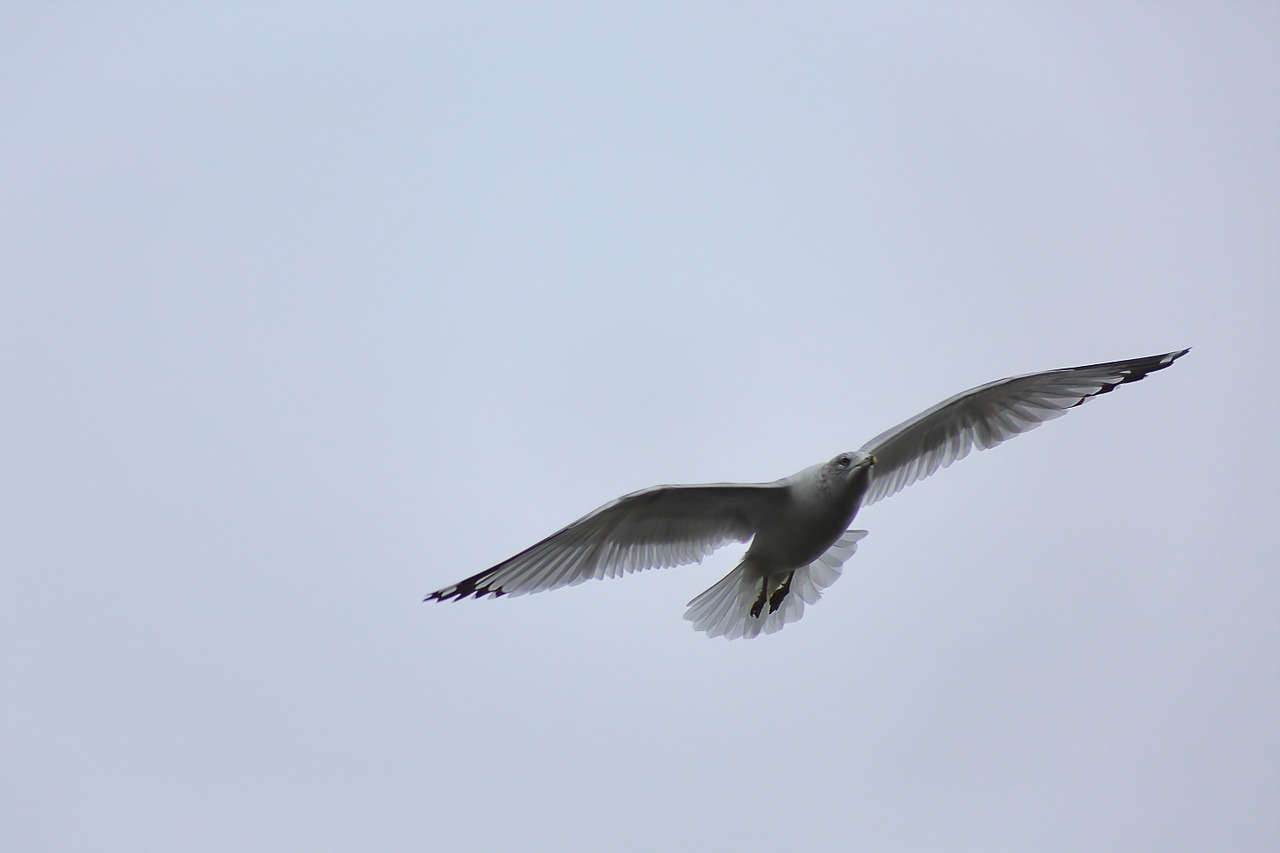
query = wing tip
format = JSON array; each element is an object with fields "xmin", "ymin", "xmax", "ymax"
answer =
[
  {"xmin": 1116, "ymin": 346, "xmax": 1192, "ymax": 384},
  {"xmin": 1154, "ymin": 347, "xmax": 1191, "ymax": 367},
  {"xmin": 424, "ymin": 573, "xmax": 507, "ymax": 602},
  {"xmin": 1068, "ymin": 347, "xmax": 1191, "ymax": 407}
]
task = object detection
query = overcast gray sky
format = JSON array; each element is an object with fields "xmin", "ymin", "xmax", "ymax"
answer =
[{"xmin": 3, "ymin": 4, "xmax": 1277, "ymax": 852}]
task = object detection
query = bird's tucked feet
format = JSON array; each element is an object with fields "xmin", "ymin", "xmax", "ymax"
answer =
[
  {"xmin": 768, "ymin": 572, "xmax": 794, "ymax": 614},
  {"xmin": 749, "ymin": 581, "xmax": 768, "ymax": 619}
]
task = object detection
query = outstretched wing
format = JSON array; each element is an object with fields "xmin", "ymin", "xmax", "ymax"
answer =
[
  {"xmin": 859, "ymin": 349, "xmax": 1189, "ymax": 507},
  {"xmin": 426, "ymin": 483, "xmax": 785, "ymax": 601}
]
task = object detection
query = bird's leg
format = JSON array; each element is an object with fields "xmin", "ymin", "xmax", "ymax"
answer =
[
  {"xmin": 768, "ymin": 571, "xmax": 794, "ymax": 614},
  {"xmin": 749, "ymin": 578, "xmax": 769, "ymax": 619}
]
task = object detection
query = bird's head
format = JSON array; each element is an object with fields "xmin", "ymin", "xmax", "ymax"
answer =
[
  {"xmin": 831, "ymin": 450, "xmax": 875, "ymax": 470},
  {"xmin": 814, "ymin": 451, "xmax": 876, "ymax": 504},
  {"xmin": 826, "ymin": 450, "xmax": 875, "ymax": 483}
]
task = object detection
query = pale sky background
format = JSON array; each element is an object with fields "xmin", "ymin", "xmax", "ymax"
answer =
[{"xmin": 2, "ymin": 4, "xmax": 1277, "ymax": 852}]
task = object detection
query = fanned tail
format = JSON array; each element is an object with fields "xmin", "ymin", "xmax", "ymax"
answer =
[{"xmin": 684, "ymin": 530, "xmax": 868, "ymax": 639}]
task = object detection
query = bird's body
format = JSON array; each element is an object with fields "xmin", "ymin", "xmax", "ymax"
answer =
[
  {"xmin": 745, "ymin": 458, "xmax": 870, "ymax": 570},
  {"xmin": 428, "ymin": 349, "xmax": 1189, "ymax": 639}
]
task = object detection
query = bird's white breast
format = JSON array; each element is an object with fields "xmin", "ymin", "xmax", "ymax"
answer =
[{"xmin": 743, "ymin": 465, "xmax": 865, "ymax": 574}]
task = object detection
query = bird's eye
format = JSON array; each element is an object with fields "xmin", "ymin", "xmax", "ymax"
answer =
[{"xmin": 838, "ymin": 455, "xmax": 851, "ymax": 466}]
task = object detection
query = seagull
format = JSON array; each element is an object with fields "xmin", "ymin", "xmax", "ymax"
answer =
[{"xmin": 427, "ymin": 349, "xmax": 1189, "ymax": 639}]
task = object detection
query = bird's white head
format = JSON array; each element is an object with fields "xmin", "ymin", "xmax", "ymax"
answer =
[
  {"xmin": 814, "ymin": 450, "xmax": 876, "ymax": 504},
  {"xmin": 823, "ymin": 450, "xmax": 875, "ymax": 487},
  {"xmin": 830, "ymin": 450, "xmax": 875, "ymax": 471}
]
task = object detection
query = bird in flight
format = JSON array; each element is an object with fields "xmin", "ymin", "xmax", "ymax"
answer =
[{"xmin": 427, "ymin": 349, "xmax": 1189, "ymax": 639}]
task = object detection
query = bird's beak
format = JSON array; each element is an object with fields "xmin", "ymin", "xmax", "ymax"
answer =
[{"xmin": 865, "ymin": 455, "xmax": 877, "ymax": 467}]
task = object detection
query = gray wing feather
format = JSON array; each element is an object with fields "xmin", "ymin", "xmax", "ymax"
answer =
[
  {"xmin": 859, "ymin": 349, "xmax": 1189, "ymax": 507},
  {"xmin": 427, "ymin": 483, "xmax": 784, "ymax": 600}
]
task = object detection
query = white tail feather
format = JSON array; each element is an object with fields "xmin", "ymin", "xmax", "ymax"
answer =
[{"xmin": 684, "ymin": 530, "xmax": 868, "ymax": 639}]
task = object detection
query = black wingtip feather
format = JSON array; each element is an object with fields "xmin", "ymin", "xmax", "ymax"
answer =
[
  {"xmin": 1067, "ymin": 348, "xmax": 1190, "ymax": 408},
  {"xmin": 424, "ymin": 570, "xmax": 506, "ymax": 602}
]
